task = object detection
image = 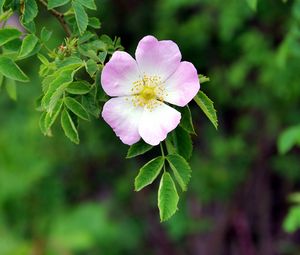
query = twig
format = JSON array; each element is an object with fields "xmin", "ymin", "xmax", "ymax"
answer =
[{"xmin": 38, "ymin": 0, "xmax": 71, "ymax": 37}]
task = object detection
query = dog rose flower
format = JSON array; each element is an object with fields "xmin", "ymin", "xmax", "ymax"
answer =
[{"xmin": 101, "ymin": 35, "xmax": 200, "ymax": 146}]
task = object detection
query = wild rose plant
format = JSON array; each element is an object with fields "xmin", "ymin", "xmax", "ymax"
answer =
[{"xmin": 0, "ymin": 0, "xmax": 217, "ymax": 221}]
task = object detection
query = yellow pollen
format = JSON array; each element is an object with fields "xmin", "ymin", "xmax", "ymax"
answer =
[{"xmin": 130, "ymin": 75, "xmax": 166, "ymax": 111}]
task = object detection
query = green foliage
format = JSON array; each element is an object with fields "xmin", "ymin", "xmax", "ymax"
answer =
[
  {"xmin": 158, "ymin": 172, "xmax": 179, "ymax": 222},
  {"xmin": 126, "ymin": 140, "xmax": 153, "ymax": 158},
  {"xmin": 18, "ymin": 34, "xmax": 39, "ymax": 59},
  {"xmin": 0, "ymin": 56, "xmax": 29, "ymax": 82},
  {"xmin": 73, "ymin": 1, "xmax": 89, "ymax": 35},
  {"xmin": 61, "ymin": 108, "xmax": 80, "ymax": 144},
  {"xmin": 246, "ymin": 0, "xmax": 258, "ymax": 11},
  {"xmin": 194, "ymin": 91, "xmax": 218, "ymax": 129},
  {"xmin": 278, "ymin": 125, "xmax": 300, "ymax": 154},
  {"xmin": 283, "ymin": 206, "xmax": 300, "ymax": 233},
  {"xmin": 134, "ymin": 156, "xmax": 164, "ymax": 191},
  {"xmin": 0, "ymin": 28, "xmax": 21, "ymax": 47},
  {"xmin": 167, "ymin": 154, "xmax": 191, "ymax": 192},
  {"xmin": 179, "ymin": 106, "xmax": 196, "ymax": 134},
  {"xmin": 47, "ymin": 0, "xmax": 69, "ymax": 9},
  {"xmin": 64, "ymin": 97, "xmax": 90, "ymax": 121}
]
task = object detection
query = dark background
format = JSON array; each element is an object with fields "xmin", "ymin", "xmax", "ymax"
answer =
[{"xmin": 1, "ymin": 0, "xmax": 300, "ymax": 254}]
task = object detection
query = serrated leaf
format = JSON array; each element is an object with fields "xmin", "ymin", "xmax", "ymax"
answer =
[
  {"xmin": 158, "ymin": 172, "xmax": 179, "ymax": 222},
  {"xmin": 76, "ymin": 0, "xmax": 96, "ymax": 10},
  {"xmin": 66, "ymin": 81, "xmax": 90, "ymax": 95},
  {"xmin": 177, "ymin": 127, "xmax": 193, "ymax": 160},
  {"xmin": 42, "ymin": 68, "xmax": 74, "ymax": 111},
  {"xmin": 198, "ymin": 74, "xmax": 210, "ymax": 84},
  {"xmin": 85, "ymin": 59, "xmax": 98, "ymax": 77},
  {"xmin": 246, "ymin": 0, "xmax": 257, "ymax": 11},
  {"xmin": 167, "ymin": 154, "xmax": 191, "ymax": 191},
  {"xmin": 18, "ymin": 34, "xmax": 38, "ymax": 59},
  {"xmin": 278, "ymin": 125, "xmax": 300, "ymax": 154},
  {"xmin": 73, "ymin": 1, "xmax": 88, "ymax": 35},
  {"xmin": 5, "ymin": 78, "xmax": 17, "ymax": 100},
  {"xmin": 22, "ymin": 0, "xmax": 38, "ymax": 24},
  {"xmin": 179, "ymin": 106, "xmax": 196, "ymax": 134},
  {"xmin": 64, "ymin": 97, "xmax": 90, "ymax": 121},
  {"xmin": 134, "ymin": 156, "xmax": 164, "ymax": 191},
  {"xmin": 88, "ymin": 17, "xmax": 101, "ymax": 28},
  {"xmin": 194, "ymin": 91, "xmax": 218, "ymax": 129},
  {"xmin": 172, "ymin": 126, "xmax": 193, "ymax": 161},
  {"xmin": 48, "ymin": 0, "xmax": 69, "ymax": 9},
  {"xmin": 61, "ymin": 109, "xmax": 79, "ymax": 144},
  {"xmin": 0, "ymin": 28, "xmax": 22, "ymax": 47},
  {"xmin": 40, "ymin": 27, "xmax": 52, "ymax": 42},
  {"xmin": 127, "ymin": 141, "xmax": 153, "ymax": 158},
  {"xmin": 39, "ymin": 112, "xmax": 51, "ymax": 136},
  {"xmin": 44, "ymin": 99, "xmax": 63, "ymax": 131},
  {"xmin": 0, "ymin": 56, "xmax": 29, "ymax": 82}
]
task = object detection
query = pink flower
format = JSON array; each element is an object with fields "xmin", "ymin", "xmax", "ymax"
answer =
[{"xmin": 101, "ymin": 35, "xmax": 200, "ymax": 146}]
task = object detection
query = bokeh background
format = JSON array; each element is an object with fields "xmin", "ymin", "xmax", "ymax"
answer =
[{"xmin": 1, "ymin": 0, "xmax": 300, "ymax": 254}]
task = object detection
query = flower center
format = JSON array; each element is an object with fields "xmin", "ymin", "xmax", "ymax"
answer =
[
  {"xmin": 140, "ymin": 86, "xmax": 156, "ymax": 101},
  {"xmin": 129, "ymin": 75, "xmax": 167, "ymax": 110}
]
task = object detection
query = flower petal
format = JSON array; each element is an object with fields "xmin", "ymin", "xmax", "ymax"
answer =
[
  {"xmin": 163, "ymin": 61, "xmax": 200, "ymax": 107},
  {"xmin": 101, "ymin": 51, "xmax": 140, "ymax": 97},
  {"xmin": 102, "ymin": 97, "xmax": 143, "ymax": 145},
  {"xmin": 135, "ymin": 35, "xmax": 181, "ymax": 81},
  {"xmin": 138, "ymin": 102, "xmax": 181, "ymax": 146}
]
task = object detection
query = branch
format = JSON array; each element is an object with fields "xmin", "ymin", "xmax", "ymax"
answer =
[{"xmin": 38, "ymin": 0, "xmax": 71, "ymax": 37}]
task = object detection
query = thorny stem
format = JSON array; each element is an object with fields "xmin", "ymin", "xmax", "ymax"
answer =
[{"xmin": 38, "ymin": 0, "xmax": 71, "ymax": 37}]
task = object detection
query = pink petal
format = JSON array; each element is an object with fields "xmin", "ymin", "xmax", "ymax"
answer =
[
  {"xmin": 101, "ymin": 51, "xmax": 140, "ymax": 97},
  {"xmin": 135, "ymin": 35, "xmax": 181, "ymax": 81},
  {"xmin": 138, "ymin": 102, "xmax": 181, "ymax": 146},
  {"xmin": 102, "ymin": 97, "xmax": 143, "ymax": 145},
  {"xmin": 163, "ymin": 61, "xmax": 200, "ymax": 107}
]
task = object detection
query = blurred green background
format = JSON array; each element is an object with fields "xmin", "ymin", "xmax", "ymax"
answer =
[{"xmin": 1, "ymin": 0, "xmax": 300, "ymax": 254}]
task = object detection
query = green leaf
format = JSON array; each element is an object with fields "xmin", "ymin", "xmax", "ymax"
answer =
[
  {"xmin": 0, "ymin": 0, "xmax": 5, "ymax": 14},
  {"xmin": 278, "ymin": 125, "xmax": 300, "ymax": 154},
  {"xmin": 158, "ymin": 172, "xmax": 179, "ymax": 222},
  {"xmin": 177, "ymin": 127, "xmax": 193, "ymax": 160},
  {"xmin": 39, "ymin": 112, "xmax": 51, "ymax": 136},
  {"xmin": 198, "ymin": 74, "xmax": 210, "ymax": 84},
  {"xmin": 88, "ymin": 17, "xmax": 101, "ymax": 28},
  {"xmin": 167, "ymin": 154, "xmax": 192, "ymax": 191},
  {"xmin": 42, "ymin": 68, "xmax": 74, "ymax": 111},
  {"xmin": 61, "ymin": 109, "xmax": 79, "ymax": 144},
  {"xmin": 246, "ymin": 0, "xmax": 257, "ymax": 11},
  {"xmin": 73, "ymin": 1, "xmax": 88, "ymax": 35},
  {"xmin": 134, "ymin": 156, "xmax": 164, "ymax": 191},
  {"xmin": 48, "ymin": 0, "xmax": 69, "ymax": 9},
  {"xmin": 179, "ymin": 106, "xmax": 196, "ymax": 134},
  {"xmin": 22, "ymin": 0, "xmax": 38, "ymax": 24},
  {"xmin": 18, "ymin": 34, "xmax": 39, "ymax": 59},
  {"xmin": 194, "ymin": 91, "xmax": 218, "ymax": 129},
  {"xmin": 66, "ymin": 81, "xmax": 91, "ymax": 95},
  {"xmin": 283, "ymin": 206, "xmax": 300, "ymax": 233},
  {"xmin": 64, "ymin": 97, "xmax": 90, "ymax": 121},
  {"xmin": 0, "ymin": 28, "xmax": 22, "ymax": 47},
  {"xmin": 85, "ymin": 59, "xmax": 98, "ymax": 77},
  {"xmin": 5, "ymin": 78, "xmax": 17, "ymax": 100},
  {"xmin": 44, "ymin": 99, "xmax": 63, "ymax": 131},
  {"xmin": 76, "ymin": 0, "xmax": 96, "ymax": 10},
  {"xmin": 40, "ymin": 27, "xmax": 52, "ymax": 42},
  {"xmin": 0, "ymin": 8, "xmax": 13, "ymax": 22},
  {"xmin": 127, "ymin": 141, "xmax": 153, "ymax": 158},
  {"xmin": 0, "ymin": 56, "xmax": 29, "ymax": 82},
  {"xmin": 173, "ymin": 127, "xmax": 193, "ymax": 161}
]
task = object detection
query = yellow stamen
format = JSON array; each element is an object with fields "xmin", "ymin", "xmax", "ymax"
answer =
[{"xmin": 130, "ymin": 74, "xmax": 166, "ymax": 111}]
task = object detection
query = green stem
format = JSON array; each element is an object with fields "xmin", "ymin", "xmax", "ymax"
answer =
[
  {"xmin": 38, "ymin": 0, "xmax": 72, "ymax": 37},
  {"xmin": 160, "ymin": 143, "xmax": 166, "ymax": 172}
]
